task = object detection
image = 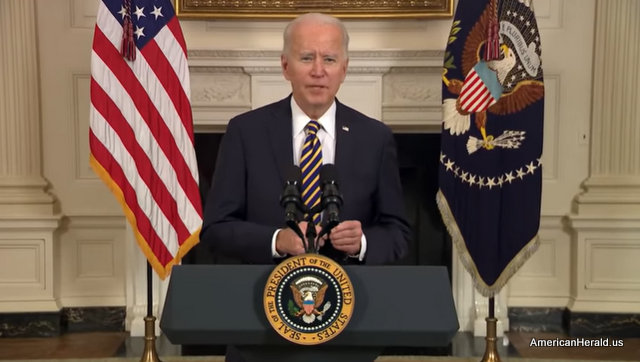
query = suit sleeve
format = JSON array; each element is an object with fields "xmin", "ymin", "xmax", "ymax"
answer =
[
  {"xmin": 361, "ymin": 129, "xmax": 411, "ymax": 264},
  {"xmin": 200, "ymin": 118, "xmax": 278, "ymax": 264}
]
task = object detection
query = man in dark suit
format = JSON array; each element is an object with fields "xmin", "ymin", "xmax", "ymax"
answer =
[{"xmin": 200, "ymin": 13, "xmax": 410, "ymax": 266}]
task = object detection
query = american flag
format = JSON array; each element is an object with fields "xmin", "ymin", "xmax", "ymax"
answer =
[{"xmin": 89, "ymin": 0, "xmax": 202, "ymax": 279}]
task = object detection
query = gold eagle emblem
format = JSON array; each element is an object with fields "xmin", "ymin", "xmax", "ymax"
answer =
[
  {"xmin": 290, "ymin": 281, "xmax": 331, "ymax": 324},
  {"xmin": 442, "ymin": 0, "xmax": 544, "ymax": 154}
]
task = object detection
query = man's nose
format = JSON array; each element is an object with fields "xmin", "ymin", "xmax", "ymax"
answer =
[{"xmin": 310, "ymin": 58, "xmax": 324, "ymax": 76}]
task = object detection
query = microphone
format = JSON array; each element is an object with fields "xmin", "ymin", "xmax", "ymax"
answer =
[
  {"xmin": 279, "ymin": 165, "xmax": 305, "ymax": 242},
  {"xmin": 318, "ymin": 164, "xmax": 343, "ymax": 239}
]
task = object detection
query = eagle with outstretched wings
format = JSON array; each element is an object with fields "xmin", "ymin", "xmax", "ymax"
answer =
[
  {"xmin": 442, "ymin": 0, "xmax": 544, "ymax": 154},
  {"xmin": 291, "ymin": 283, "xmax": 330, "ymax": 324}
]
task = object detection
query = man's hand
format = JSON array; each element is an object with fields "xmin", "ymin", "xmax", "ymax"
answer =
[
  {"xmin": 276, "ymin": 221, "xmax": 322, "ymax": 256},
  {"xmin": 327, "ymin": 220, "xmax": 362, "ymax": 256}
]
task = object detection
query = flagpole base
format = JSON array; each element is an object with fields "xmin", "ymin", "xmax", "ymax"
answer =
[
  {"xmin": 480, "ymin": 317, "xmax": 501, "ymax": 362},
  {"xmin": 140, "ymin": 316, "xmax": 162, "ymax": 362}
]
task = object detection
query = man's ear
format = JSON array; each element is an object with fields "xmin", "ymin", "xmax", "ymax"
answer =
[{"xmin": 281, "ymin": 54, "xmax": 290, "ymax": 80}]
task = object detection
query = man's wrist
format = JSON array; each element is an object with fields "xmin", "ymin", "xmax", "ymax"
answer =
[
  {"xmin": 271, "ymin": 229, "xmax": 286, "ymax": 258},
  {"xmin": 348, "ymin": 234, "xmax": 367, "ymax": 261}
]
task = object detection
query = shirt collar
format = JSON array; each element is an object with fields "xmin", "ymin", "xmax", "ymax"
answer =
[{"xmin": 291, "ymin": 97, "xmax": 336, "ymax": 139}]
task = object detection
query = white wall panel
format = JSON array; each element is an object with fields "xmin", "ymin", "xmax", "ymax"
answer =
[
  {"xmin": 534, "ymin": 0, "xmax": 563, "ymax": 29},
  {"xmin": 541, "ymin": 75, "xmax": 560, "ymax": 181},
  {"xmin": 39, "ymin": 0, "xmax": 120, "ymax": 216},
  {"xmin": 587, "ymin": 240, "xmax": 640, "ymax": 288},
  {"xmin": 509, "ymin": 216, "xmax": 571, "ymax": 307},
  {"xmin": 0, "ymin": 226, "xmax": 58, "ymax": 312},
  {"xmin": 0, "ymin": 242, "xmax": 41, "ymax": 284},
  {"xmin": 536, "ymin": 0, "xmax": 594, "ymax": 215},
  {"xmin": 70, "ymin": 0, "xmax": 98, "ymax": 29},
  {"xmin": 72, "ymin": 74, "xmax": 93, "ymax": 180},
  {"xmin": 58, "ymin": 216, "xmax": 126, "ymax": 307}
]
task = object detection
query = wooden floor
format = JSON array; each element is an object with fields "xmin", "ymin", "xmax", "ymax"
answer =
[
  {"xmin": 0, "ymin": 331, "xmax": 639, "ymax": 361},
  {"xmin": 0, "ymin": 332, "xmax": 128, "ymax": 360}
]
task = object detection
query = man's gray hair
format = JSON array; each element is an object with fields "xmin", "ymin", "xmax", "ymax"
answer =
[{"xmin": 282, "ymin": 13, "xmax": 349, "ymax": 57}]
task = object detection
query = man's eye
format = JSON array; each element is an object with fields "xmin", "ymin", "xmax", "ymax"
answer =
[
  {"xmin": 324, "ymin": 57, "xmax": 336, "ymax": 63},
  {"xmin": 301, "ymin": 56, "xmax": 313, "ymax": 62}
]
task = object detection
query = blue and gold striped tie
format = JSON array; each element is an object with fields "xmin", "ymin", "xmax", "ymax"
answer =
[{"xmin": 300, "ymin": 120, "xmax": 323, "ymax": 224}]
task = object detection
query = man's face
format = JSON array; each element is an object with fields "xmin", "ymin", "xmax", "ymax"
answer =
[{"xmin": 281, "ymin": 21, "xmax": 348, "ymax": 120}]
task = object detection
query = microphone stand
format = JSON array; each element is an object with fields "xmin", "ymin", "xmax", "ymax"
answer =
[
  {"xmin": 283, "ymin": 202, "xmax": 319, "ymax": 254},
  {"xmin": 316, "ymin": 220, "xmax": 338, "ymax": 242},
  {"xmin": 305, "ymin": 217, "xmax": 317, "ymax": 253},
  {"xmin": 286, "ymin": 220, "xmax": 305, "ymax": 248},
  {"xmin": 280, "ymin": 174, "xmax": 307, "ymax": 252},
  {"xmin": 304, "ymin": 204, "xmax": 324, "ymax": 253}
]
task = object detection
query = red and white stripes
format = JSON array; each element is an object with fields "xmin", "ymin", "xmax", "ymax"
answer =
[{"xmin": 89, "ymin": 1, "xmax": 201, "ymax": 279}]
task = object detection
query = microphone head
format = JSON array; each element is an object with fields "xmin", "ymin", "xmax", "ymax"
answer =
[
  {"xmin": 281, "ymin": 165, "xmax": 302, "ymax": 212},
  {"xmin": 320, "ymin": 164, "xmax": 338, "ymax": 185}
]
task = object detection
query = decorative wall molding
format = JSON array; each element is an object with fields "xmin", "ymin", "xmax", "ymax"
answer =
[
  {"xmin": 383, "ymin": 68, "xmax": 440, "ymax": 105},
  {"xmin": 586, "ymin": 240, "xmax": 640, "ymax": 289},
  {"xmin": 0, "ymin": 0, "xmax": 56, "ymax": 215},
  {"xmin": 188, "ymin": 49, "xmax": 444, "ymax": 133},
  {"xmin": 567, "ymin": 0, "xmax": 640, "ymax": 314},
  {"xmin": 191, "ymin": 69, "xmax": 250, "ymax": 106},
  {"xmin": 533, "ymin": 0, "xmax": 564, "ymax": 29},
  {"xmin": 57, "ymin": 216, "xmax": 126, "ymax": 308},
  {"xmin": 588, "ymin": 0, "xmax": 640, "ymax": 178},
  {"xmin": 70, "ymin": 0, "xmax": 98, "ymax": 29},
  {"xmin": 541, "ymin": 75, "xmax": 561, "ymax": 181},
  {"xmin": 508, "ymin": 216, "xmax": 571, "ymax": 308},
  {"xmin": 188, "ymin": 49, "xmax": 444, "ymax": 62},
  {"xmin": 72, "ymin": 73, "xmax": 93, "ymax": 180},
  {"xmin": 0, "ymin": 0, "xmax": 62, "ymax": 315},
  {"xmin": 0, "ymin": 229, "xmax": 60, "ymax": 312}
]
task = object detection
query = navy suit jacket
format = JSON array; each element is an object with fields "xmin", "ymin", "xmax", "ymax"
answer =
[{"xmin": 200, "ymin": 96, "xmax": 410, "ymax": 264}]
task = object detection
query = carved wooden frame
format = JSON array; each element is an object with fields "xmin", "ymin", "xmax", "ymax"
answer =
[{"xmin": 174, "ymin": 0, "xmax": 453, "ymax": 19}]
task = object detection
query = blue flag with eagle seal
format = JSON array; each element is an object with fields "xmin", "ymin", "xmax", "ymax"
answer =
[{"xmin": 437, "ymin": 0, "xmax": 544, "ymax": 296}]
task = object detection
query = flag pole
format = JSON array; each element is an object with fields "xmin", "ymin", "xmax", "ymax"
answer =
[
  {"xmin": 480, "ymin": 296, "xmax": 500, "ymax": 362},
  {"xmin": 140, "ymin": 262, "xmax": 162, "ymax": 362}
]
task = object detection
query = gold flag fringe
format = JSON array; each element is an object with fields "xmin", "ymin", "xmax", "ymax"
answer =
[
  {"xmin": 436, "ymin": 189, "xmax": 539, "ymax": 297},
  {"xmin": 90, "ymin": 154, "xmax": 201, "ymax": 280}
]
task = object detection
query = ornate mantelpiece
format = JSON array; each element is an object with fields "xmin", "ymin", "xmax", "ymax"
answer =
[{"xmin": 187, "ymin": 49, "xmax": 444, "ymax": 133}]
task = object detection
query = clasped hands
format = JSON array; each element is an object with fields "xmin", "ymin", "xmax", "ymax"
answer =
[{"xmin": 276, "ymin": 220, "xmax": 362, "ymax": 257}]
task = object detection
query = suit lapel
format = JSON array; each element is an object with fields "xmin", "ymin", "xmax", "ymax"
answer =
[
  {"xmin": 334, "ymin": 100, "xmax": 354, "ymax": 185},
  {"xmin": 266, "ymin": 96, "xmax": 294, "ymax": 185}
]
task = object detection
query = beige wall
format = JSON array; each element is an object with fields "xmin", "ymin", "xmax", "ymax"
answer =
[{"xmin": 1, "ymin": 0, "xmax": 639, "ymax": 333}]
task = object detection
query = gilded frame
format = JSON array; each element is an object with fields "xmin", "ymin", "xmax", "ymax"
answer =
[{"xmin": 174, "ymin": 0, "xmax": 453, "ymax": 19}]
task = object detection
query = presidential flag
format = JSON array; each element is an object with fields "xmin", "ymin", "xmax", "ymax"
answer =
[
  {"xmin": 89, "ymin": 0, "xmax": 202, "ymax": 279},
  {"xmin": 437, "ymin": 0, "xmax": 544, "ymax": 296}
]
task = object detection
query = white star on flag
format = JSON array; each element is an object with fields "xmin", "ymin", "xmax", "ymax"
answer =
[{"xmin": 151, "ymin": 6, "xmax": 163, "ymax": 19}]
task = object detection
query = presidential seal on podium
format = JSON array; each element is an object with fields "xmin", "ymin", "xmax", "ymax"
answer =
[{"xmin": 263, "ymin": 253, "xmax": 354, "ymax": 345}]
